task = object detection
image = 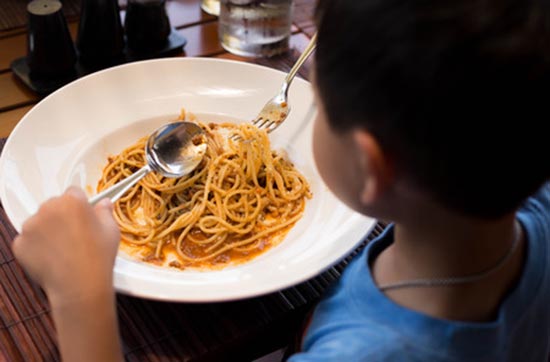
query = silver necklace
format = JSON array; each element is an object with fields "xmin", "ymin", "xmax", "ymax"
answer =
[{"xmin": 377, "ymin": 223, "xmax": 521, "ymax": 292}]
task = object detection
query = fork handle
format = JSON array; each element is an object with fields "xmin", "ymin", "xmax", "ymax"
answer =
[{"xmin": 282, "ymin": 32, "xmax": 318, "ymax": 95}]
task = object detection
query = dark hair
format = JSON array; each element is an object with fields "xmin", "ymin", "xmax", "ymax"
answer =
[{"xmin": 315, "ymin": 0, "xmax": 550, "ymax": 219}]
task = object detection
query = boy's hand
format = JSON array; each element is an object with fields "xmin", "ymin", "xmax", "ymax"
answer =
[
  {"xmin": 12, "ymin": 187, "xmax": 120, "ymax": 307},
  {"xmin": 13, "ymin": 188, "xmax": 124, "ymax": 362}
]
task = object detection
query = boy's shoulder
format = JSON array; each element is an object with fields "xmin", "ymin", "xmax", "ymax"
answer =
[
  {"xmin": 293, "ymin": 187, "xmax": 550, "ymax": 362},
  {"xmin": 289, "ymin": 230, "xmax": 433, "ymax": 361},
  {"xmin": 518, "ymin": 182, "xmax": 550, "ymax": 227},
  {"xmin": 517, "ymin": 182, "xmax": 550, "ymax": 280}
]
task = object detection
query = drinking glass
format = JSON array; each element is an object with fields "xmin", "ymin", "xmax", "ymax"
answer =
[{"xmin": 219, "ymin": 0, "xmax": 293, "ymax": 57}]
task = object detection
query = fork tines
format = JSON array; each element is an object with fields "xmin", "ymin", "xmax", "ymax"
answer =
[
  {"xmin": 252, "ymin": 117, "xmax": 275, "ymax": 132},
  {"xmin": 252, "ymin": 117, "xmax": 277, "ymax": 132},
  {"xmin": 230, "ymin": 118, "xmax": 277, "ymax": 142}
]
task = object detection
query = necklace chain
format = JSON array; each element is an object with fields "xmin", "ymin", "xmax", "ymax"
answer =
[{"xmin": 377, "ymin": 223, "xmax": 521, "ymax": 292}]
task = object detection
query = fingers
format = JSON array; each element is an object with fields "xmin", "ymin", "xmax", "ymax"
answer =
[
  {"xmin": 94, "ymin": 199, "xmax": 114, "ymax": 226},
  {"xmin": 12, "ymin": 186, "xmax": 121, "ymax": 301},
  {"xmin": 94, "ymin": 199, "xmax": 120, "ymax": 244},
  {"xmin": 95, "ymin": 198, "xmax": 113, "ymax": 211},
  {"xmin": 65, "ymin": 186, "xmax": 87, "ymax": 199},
  {"xmin": 12, "ymin": 234, "xmax": 25, "ymax": 267}
]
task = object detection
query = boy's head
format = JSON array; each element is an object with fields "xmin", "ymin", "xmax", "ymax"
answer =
[{"xmin": 312, "ymin": 0, "xmax": 550, "ymax": 220}]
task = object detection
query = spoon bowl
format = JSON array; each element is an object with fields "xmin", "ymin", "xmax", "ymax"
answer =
[
  {"xmin": 89, "ymin": 121, "xmax": 207, "ymax": 205},
  {"xmin": 146, "ymin": 122, "xmax": 207, "ymax": 177}
]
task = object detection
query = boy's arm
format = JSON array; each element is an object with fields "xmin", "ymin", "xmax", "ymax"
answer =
[
  {"xmin": 51, "ymin": 287, "xmax": 122, "ymax": 362},
  {"xmin": 12, "ymin": 188, "xmax": 123, "ymax": 362}
]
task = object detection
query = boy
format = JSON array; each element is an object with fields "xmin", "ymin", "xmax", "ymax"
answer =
[{"xmin": 12, "ymin": 0, "xmax": 550, "ymax": 360}]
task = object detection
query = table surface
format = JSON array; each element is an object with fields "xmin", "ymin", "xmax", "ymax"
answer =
[{"xmin": 0, "ymin": 2, "xmax": 385, "ymax": 361}]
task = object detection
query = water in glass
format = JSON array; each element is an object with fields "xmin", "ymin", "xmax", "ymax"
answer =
[{"xmin": 219, "ymin": 0, "xmax": 293, "ymax": 57}]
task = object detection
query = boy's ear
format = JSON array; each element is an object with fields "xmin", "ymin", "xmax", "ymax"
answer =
[{"xmin": 353, "ymin": 130, "xmax": 393, "ymax": 205}]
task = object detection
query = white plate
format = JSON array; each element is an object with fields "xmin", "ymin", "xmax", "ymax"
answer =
[{"xmin": 0, "ymin": 58, "xmax": 375, "ymax": 302}]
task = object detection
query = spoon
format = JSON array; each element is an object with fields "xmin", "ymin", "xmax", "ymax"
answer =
[{"xmin": 89, "ymin": 122, "xmax": 207, "ymax": 205}]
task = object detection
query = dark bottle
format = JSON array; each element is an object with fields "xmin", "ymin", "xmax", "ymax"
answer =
[
  {"xmin": 27, "ymin": 0, "xmax": 76, "ymax": 79},
  {"xmin": 125, "ymin": 0, "xmax": 171, "ymax": 54},
  {"xmin": 77, "ymin": 0, "xmax": 125, "ymax": 69}
]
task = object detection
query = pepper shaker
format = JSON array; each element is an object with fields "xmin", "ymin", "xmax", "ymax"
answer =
[
  {"xmin": 77, "ymin": 0, "xmax": 125, "ymax": 69},
  {"xmin": 124, "ymin": 0, "xmax": 187, "ymax": 60},
  {"xmin": 125, "ymin": 0, "xmax": 171, "ymax": 53}
]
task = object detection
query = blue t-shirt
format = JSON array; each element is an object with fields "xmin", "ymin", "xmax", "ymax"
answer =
[{"xmin": 290, "ymin": 184, "xmax": 550, "ymax": 361}]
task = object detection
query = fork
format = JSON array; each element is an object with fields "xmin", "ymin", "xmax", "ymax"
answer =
[{"xmin": 236, "ymin": 32, "xmax": 317, "ymax": 139}]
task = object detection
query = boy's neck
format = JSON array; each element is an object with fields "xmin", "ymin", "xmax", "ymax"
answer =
[
  {"xmin": 372, "ymin": 210, "xmax": 525, "ymax": 322},
  {"xmin": 393, "ymin": 215, "xmax": 518, "ymax": 278}
]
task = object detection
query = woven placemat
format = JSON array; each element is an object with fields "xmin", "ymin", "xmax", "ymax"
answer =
[
  {"xmin": 0, "ymin": 137, "xmax": 386, "ymax": 361},
  {"xmin": 0, "ymin": 0, "xmax": 81, "ymax": 32}
]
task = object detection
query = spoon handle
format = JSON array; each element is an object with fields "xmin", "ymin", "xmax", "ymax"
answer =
[{"xmin": 89, "ymin": 165, "xmax": 151, "ymax": 205}]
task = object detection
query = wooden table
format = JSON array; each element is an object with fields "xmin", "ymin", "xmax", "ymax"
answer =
[
  {"xmin": 0, "ymin": 1, "xmax": 385, "ymax": 361},
  {"xmin": 0, "ymin": 0, "xmax": 316, "ymax": 137}
]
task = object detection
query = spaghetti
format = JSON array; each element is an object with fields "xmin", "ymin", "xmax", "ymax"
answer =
[{"xmin": 97, "ymin": 110, "xmax": 312, "ymax": 269}]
